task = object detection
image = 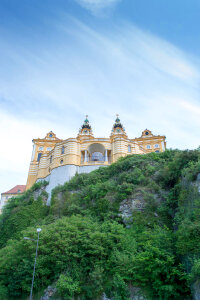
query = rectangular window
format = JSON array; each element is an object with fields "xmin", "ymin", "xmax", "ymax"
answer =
[{"xmin": 37, "ymin": 153, "xmax": 42, "ymax": 161}]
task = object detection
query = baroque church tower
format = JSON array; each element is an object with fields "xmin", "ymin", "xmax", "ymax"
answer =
[
  {"xmin": 111, "ymin": 114, "xmax": 127, "ymax": 137},
  {"xmin": 77, "ymin": 115, "xmax": 94, "ymax": 140}
]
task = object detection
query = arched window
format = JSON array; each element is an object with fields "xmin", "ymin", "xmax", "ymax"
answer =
[
  {"xmin": 49, "ymin": 134, "xmax": 53, "ymax": 137},
  {"xmin": 47, "ymin": 147, "xmax": 52, "ymax": 151},
  {"xmin": 146, "ymin": 145, "xmax": 151, "ymax": 149},
  {"xmin": 37, "ymin": 153, "xmax": 42, "ymax": 162},
  {"xmin": 155, "ymin": 150, "xmax": 160, "ymax": 153},
  {"xmin": 50, "ymin": 156, "xmax": 53, "ymax": 163},
  {"xmin": 60, "ymin": 159, "xmax": 63, "ymax": 164},
  {"xmin": 91, "ymin": 152, "xmax": 104, "ymax": 161},
  {"xmin": 39, "ymin": 146, "xmax": 43, "ymax": 151},
  {"xmin": 128, "ymin": 145, "xmax": 131, "ymax": 153},
  {"xmin": 61, "ymin": 146, "xmax": 65, "ymax": 154},
  {"xmin": 155, "ymin": 144, "xmax": 159, "ymax": 148}
]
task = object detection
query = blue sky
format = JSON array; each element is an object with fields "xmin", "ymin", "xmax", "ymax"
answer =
[{"xmin": 0, "ymin": 0, "xmax": 200, "ymax": 194}]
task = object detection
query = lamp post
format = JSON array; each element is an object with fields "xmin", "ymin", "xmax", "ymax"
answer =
[{"xmin": 24, "ymin": 228, "xmax": 42, "ymax": 300}]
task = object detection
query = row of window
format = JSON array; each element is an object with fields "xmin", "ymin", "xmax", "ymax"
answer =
[
  {"xmin": 37, "ymin": 146, "xmax": 65, "ymax": 161},
  {"xmin": 41, "ymin": 144, "xmax": 160, "ymax": 156},
  {"xmin": 146, "ymin": 144, "xmax": 159, "ymax": 149},
  {"xmin": 39, "ymin": 146, "xmax": 52, "ymax": 151},
  {"xmin": 127, "ymin": 144, "xmax": 160, "ymax": 153},
  {"xmin": 38, "ymin": 144, "xmax": 161, "ymax": 162},
  {"xmin": 39, "ymin": 146, "xmax": 65, "ymax": 154},
  {"xmin": 40, "ymin": 144, "xmax": 160, "ymax": 155}
]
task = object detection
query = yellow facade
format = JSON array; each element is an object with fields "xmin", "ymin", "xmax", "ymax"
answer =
[{"xmin": 26, "ymin": 116, "xmax": 166, "ymax": 190}]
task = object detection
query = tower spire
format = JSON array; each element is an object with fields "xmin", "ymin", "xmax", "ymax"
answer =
[
  {"xmin": 115, "ymin": 114, "xmax": 120, "ymax": 123},
  {"xmin": 77, "ymin": 115, "xmax": 93, "ymax": 138},
  {"xmin": 110, "ymin": 114, "xmax": 127, "ymax": 137},
  {"xmin": 82, "ymin": 115, "xmax": 90, "ymax": 129},
  {"xmin": 85, "ymin": 115, "xmax": 89, "ymax": 123}
]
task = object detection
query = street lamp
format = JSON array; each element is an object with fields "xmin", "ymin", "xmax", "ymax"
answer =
[{"xmin": 24, "ymin": 228, "xmax": 42, "ymax": 300}]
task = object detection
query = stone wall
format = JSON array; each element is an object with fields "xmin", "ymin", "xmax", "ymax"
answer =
[{"xmin": 37, "ymin": 164, "xmax": 103, "ymax": 205}]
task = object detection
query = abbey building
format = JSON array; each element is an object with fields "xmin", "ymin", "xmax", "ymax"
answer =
[{"xmin": 26, "ymin": 116, "xmax": 166, "ymax": 204}]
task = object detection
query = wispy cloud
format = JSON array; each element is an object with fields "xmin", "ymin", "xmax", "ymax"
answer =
[
  {"xmin": 180, "ymin": 100, "xmax": 200, "ymax": 116},
  {"xmin": 0, "ymin": 14, "xmax": 200, "ymax": 194},
  {"xmin": 75, "ymin": 0, "xmax": 121, "ymax": 15}
]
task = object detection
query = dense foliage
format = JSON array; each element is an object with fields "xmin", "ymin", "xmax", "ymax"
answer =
[{"xmin": 0, "ymin": 149, "xmax": 200, "ymax": 299}]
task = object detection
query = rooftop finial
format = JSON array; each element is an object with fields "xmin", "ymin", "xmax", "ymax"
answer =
[
  {"xmin": 84, "ymin": 115, "xmax": 89, "ymax": 123},
  {"xmin": 115, "ymin": 114, "xmax": 120, "ymax": 123}
]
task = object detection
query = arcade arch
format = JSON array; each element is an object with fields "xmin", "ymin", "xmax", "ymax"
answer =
[{"xmin": 81, "ymin": 143, "xmax": 111, "ymax": 163}]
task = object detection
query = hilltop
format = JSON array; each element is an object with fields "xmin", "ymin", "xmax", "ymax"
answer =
[{"xmin": 0, "ymin": 149, "xmax": 200, "ymax": 299}]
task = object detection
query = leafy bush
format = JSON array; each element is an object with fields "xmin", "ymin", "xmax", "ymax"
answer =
[
  {"xmin": 0, "ymin": 182, "xmax": 49, "ymax": 248},
  {"xmin": 0, "ymin": 149, "xmax": 200, "ymax": 299}
]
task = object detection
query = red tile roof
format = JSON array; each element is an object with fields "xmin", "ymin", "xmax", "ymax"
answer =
[{"xmin": 2, "ymin": 185, "xmax": 26, "ymax": 195}]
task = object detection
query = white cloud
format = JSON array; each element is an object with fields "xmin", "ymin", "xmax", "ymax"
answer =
[
  {"xmin": 0, "ymin": 17, "xmax": 200, "ymax": 194},
  {"xmin": 0, "ymin": 109, "xmax": 57, "ymax": 194},
  {"xmin": 180, "ymin": 100, "xmax": 200, "ymax": 116},
  {"xmin": 75, "ymin": 0, "xmax": 121, "ymax": 15}
]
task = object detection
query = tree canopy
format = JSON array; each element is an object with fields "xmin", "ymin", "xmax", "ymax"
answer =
[{"xmin": 0, "ymin": 149, "xmax": 200, "ymax": 299}]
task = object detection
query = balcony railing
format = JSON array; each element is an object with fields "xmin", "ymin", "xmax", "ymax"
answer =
[{"xmin": 81, "ymin": 158, "xmax": 111, "ymax": 165}]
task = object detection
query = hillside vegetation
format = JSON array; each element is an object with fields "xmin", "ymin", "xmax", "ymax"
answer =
[{"xmin": 0, "ymin": 149, "xmax": 200, "ymax": 299}]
